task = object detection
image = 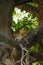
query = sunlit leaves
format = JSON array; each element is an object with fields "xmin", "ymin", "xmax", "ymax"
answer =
[
  {"xmin": 11, "ymin": 7, "xmax": 39, "ymax": 32},
  {"xmin": 29, "ymin": 43, "xmax": 41, "ymax": 53},
  {"xmin": 32, "ymin": 62, "xmax": 40, "ymax": 65},
  {"xmin": 27, "ymin": 2, "xmax": 38, "ymax": 8}
]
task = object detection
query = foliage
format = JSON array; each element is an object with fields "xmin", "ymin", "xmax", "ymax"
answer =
[
  {"xmin": 29, "ymin": 43, "xmax": 41, "ymax": 53},
  {"xmin": 40, "ymin": 61, "xmax": 43, "ymax": 65},
  {"xmin": 26, "ymin": 2, "xmax": 38, "ymax": 8},
  {"xmin": 11, "ymin": 7, "xmax": 39, "ymax": 32},
  {"xmin": 32, "ymin": 62, "xmax": 40, "ymax": 65}
]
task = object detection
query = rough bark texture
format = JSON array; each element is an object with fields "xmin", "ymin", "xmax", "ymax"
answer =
[
  {"xmin": 0, "ymin": 0, "xmax": 14, "ymax": 39},
  {"xmin": 0, "ymin": 0, "xmax": 43, "ymax": 65},
  {"xmin": 0, "ymin": 0, "xmax": 43, "ymax": 46},
  {"xmin": 0, "ymin": 0, "xmax": 43, "ymax": 38}
]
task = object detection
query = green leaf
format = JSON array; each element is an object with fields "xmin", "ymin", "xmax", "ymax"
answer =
[
  {"xmin": 11, "ymin": 7, "xmax": 39, "ymax": 32},
  {"xmin": 29, "ymin": 43, "xmax": 41, "ymax": 53},
  {"xmin": 27, "ymin": 2, "xmax": 38, "ymax": 8},
  {"xmin": 32, "ymin": 62, "xmax": 40, "ymax": 65}
]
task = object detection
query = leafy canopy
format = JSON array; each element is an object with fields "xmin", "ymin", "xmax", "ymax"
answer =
[
  {"xmin": 11, "ymin": 7, "xmax": 39, "ymax": 32},
  {"xmin": 29, "ymin": 43, "xmax": 41, "ymax": 53}
]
